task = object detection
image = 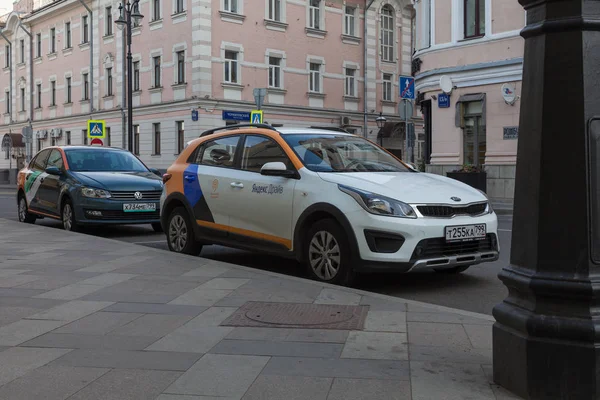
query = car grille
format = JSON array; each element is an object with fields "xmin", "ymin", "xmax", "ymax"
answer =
[
  {"xmin": 411, "ymin": 234, "xmax": 497, "ymax": 259},
  {"xmin": 110, "ymin": 190, "xmax": 162, "ymax": 201},
  {"xmin": 84, "ymin": 209, "xmax": 160, "ymax": 221},
  {"xmin": 417, "ymin": 203, "xmax": 488, "ymax": 218}
]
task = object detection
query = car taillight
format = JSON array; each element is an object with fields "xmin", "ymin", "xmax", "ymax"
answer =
[{"xmin": 162, "ymin": 173, "xmax": 172, "ymax": 184}]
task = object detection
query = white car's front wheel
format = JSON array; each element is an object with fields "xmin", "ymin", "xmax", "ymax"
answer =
[{"xmin": 305, "ymin": 219, "xmax": 355, "ymax": 286}]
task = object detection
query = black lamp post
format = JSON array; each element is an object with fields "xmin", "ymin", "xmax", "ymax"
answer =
[
  {"xmin": 375, "ymin": 112, "xmax": 386, "ymax": 147},
  {"xmin": 115, "ymin": 1, "xmax": 143, "ymax": 153}
]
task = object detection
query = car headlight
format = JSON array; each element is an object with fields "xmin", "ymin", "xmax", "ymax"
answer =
[
  {"xmin": 339, "ymin": 185, "xmax": 416, "ymax": 219},
  {"xmin": 477, "ymin": 189, "xmax": 494, "ymax": 214},
  {"xmin": 81, "ymin": 187, "xmax": 111, "ymax": 198}
]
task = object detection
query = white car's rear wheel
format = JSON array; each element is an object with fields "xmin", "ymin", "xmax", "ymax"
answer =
[{"xmin": 167, "ymin": 207, "xmax": 203, "ymax": 256}]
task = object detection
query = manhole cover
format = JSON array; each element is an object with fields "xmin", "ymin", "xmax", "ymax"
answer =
[{"xmin": 221, "ymin": 302, "xmax": 368, "ymax": 330}]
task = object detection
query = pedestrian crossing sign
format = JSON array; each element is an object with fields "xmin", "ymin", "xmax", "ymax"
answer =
[
  {"xmin": 250, "ymin": 110, "xmax": 263, "ymax": 124},
  {"xmin": 87, "ymin": 120, "xmax": 106, "ymax": 139}
]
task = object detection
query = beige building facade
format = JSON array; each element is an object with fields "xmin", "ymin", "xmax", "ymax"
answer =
[{"xmin": 412, "ymin": 0, "xmax": 525, "ymax": 202}]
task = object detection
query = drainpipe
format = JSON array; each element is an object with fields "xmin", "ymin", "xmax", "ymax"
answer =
[
  {"xmin": 363, "ymin": 0, "xmax": 375, "ymax": 137},
  {"xmin": 17, "ymin": 20, "xmax": 33, "ymax": 124},
  {"xmin": 77, "ymin": 0, "xmax": 94, "ymax": 113},
  {"xmin": 0, "ymin": 30, "xmax": 12, "ymax": 123},
  {"xmin": 121, "ymin": 30, "xmax": 126, "ymax": 148}
]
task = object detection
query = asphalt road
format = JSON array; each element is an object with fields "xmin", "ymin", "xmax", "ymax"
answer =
[{"xmin": 0, "ymin": 188, "xmax": 512, "ymax": 315}]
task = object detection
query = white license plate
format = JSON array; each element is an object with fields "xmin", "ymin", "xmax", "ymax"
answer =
[
  {"xmin": 123, "ymin": 203, "xmax": 157, "ymax": 212},
  {"xmin": 445, "ymin": 224, "xmax": 486, "ymax": 242}
]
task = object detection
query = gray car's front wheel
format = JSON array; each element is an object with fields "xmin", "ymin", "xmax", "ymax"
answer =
[{"xmin": 61, "ymin": 200, "xmax": 80, "ymax": 232}]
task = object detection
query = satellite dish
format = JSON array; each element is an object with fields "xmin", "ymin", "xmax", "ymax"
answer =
[
  {"xmin": 440, "ymin": 75, "xmax": 454, "ymax": 94},
  {"xmin": 501, "ymin": 83, "xmax": 517, "ymax": 105}
]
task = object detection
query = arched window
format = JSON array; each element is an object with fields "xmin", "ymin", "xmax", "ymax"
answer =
[{"xmin": 380, "ymin": 5, "xmax": 395, "ymax": 62}]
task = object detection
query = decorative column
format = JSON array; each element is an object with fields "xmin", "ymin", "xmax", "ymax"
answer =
[{"xmin": 493, "ymin": 1, "xmax": 600, "ymax": 399}]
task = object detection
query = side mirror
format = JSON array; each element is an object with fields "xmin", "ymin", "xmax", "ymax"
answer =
[
  {"xmin": 260, "ymin": 162, "xmax": 296, "ymax": 178},
  {"xmin": 150, "ymin": 168, "xmax": 161, "ymax": 176},
  {"xmin": 45, "ymin": 166, "xmax": 62, "ymax": 175}
]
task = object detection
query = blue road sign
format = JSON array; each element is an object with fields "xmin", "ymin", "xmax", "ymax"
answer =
[
  {"xmin": 222, "ymin": 110, "xmax": 250, "ymax": 121},
  {"xmin": 191, "ymin": 109, "xmax": 199, "ymax": 121},
  {"xmin": 438, "ymin": 93, "xmax": 450, "ymax": 108},
  {"xmin": 399, "ymin": 76, "xmax": 415, "ymax": 100},
  {"xmin": 87, "ymin": 120, "xmax": 106, "ymax": 138}
]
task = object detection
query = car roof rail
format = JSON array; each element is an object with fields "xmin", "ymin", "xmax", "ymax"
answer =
[
  {"xmin": 199, "ymin": 123, "xmax": 278, "ymax": 137},
  {"xmin": 308, "ymin": 126, "xmax": 351, "ymax": 133}
]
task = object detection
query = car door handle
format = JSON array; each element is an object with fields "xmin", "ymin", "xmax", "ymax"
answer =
[
  {"xmin": 184, "ymin": 175, "xmax": 196, "ymax": 182},
  {"xmin": 230, "ymin": 182, "xmax": 244, "ymax": 189}
]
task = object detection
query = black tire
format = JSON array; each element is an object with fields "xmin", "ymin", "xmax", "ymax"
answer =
[
  {"xmin": 434, "ymin": 265, "xmax": 470, "ymax": 274},
  {"xmin": 151, "ymin": 222, "xmax": 164, "ymax": 233},
  {"xmin": 61, "ymin": 199, "xmax": 80, "ymax": 232},
  {"xmin": 166, "ymin": 207, "xmax": 203, "ymax": 256},
  {"xmin": 17, "ymin": 195, "xmax": 36, "ymax": 224},
  {"xmin": 305, "ymin": 218, "xmax": 355, "ymax": 286}
]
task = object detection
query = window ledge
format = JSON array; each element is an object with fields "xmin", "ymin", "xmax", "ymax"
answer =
[
  {"xmin": 264, "ymin": 19, "xmax": 288, "ymax": 32},
  {"xmin": 132, "ymin": 26, "xmax": 142, "ymax": 35},
  {"xmin": 2, "ymin": 67, "xmax": 9, "ymax": 72},
  {"xmin": 267, "ymin": 87, "xmax": 287, "ymax": 95},
  {"xmin": 3, "ymin": 113, "xmax": 10, "ymax": 116},
  {"xmin": 151, "ymin": 154, "xmax": 161, "ymax": 157},
  {"xmin": 103, "ymin": 34, "xmax": 114, "ymax": 39},
  {"xmin": 47, "ymin": 53, "xmax": 58, "ymax": 60},
  {"xmin": 63, "ymin": 102, "xmax": 73, "ymax": 106},
  {"xmin": 221, "ymin": 82, "xmax": 244, "ymax": 91},
  {"xmin": 48, "ymin": 105, "xmax": 57, "ymax": 109},
  {"xmin": 149, "ymin": 19, "xmax": 163, "ymax": 28},
  {"xmin": 341, "ymin": 34, "xmax": 361, "ymax": 45},
  {"xmin": 133, "ymin": 90, "xmax": 142, "ymax": 95},
  {"xmin": 103, "ymin": 95, "xmax": 115, "ymax": 100},
  {"xmin": 307, "ymin": 92, "xmax": 326, "ymax": 99},
  {"xmin": 35, "ymin": 106, "xmax": 42, "ymax": 110},
  {"xmin": 34, "ymin": 56, "xmax": 43, "ymax": 61},
  {"xmin": 80, "ymin": 99, "xmax": 90, "ymax": 104},
  {"xmin": 381, "ymin": 100, "xmax": 397, "ymax": 106},
  {"xmin": 19, "ymin": 110, "xmax": 27, "ymax": 114},
  {"xmin": 172, "ymin": 11, "xmax": 187, "ymax": 23},
  {"xmin": 79, "ymin": 42, "xmax": 90, "ymax": 50},
  {"xmin": 460, "ymin": 35, "xmax": 486, "ymax": 42},
  {"xmin": 219, "ymin": 10, "xmax": 245, "ymax": 24},
  {"xmin": 172, "ymin": 82, "xmax": 187, "ymax": 89},
  {"xmin": 344, "ymin": 96, "xmax": 360, "ymax": 102},
  {"xmin": 149, "ymin": 87, "xmax": 163, "ymax": 93},
  {"xmin": 17, "ymin": 62, "xmax": 25, "ymax": 68},
  {"xmin": 62, "ymin": 47, "xmax": 73, "ymax": 55},
  {"xmin": 305, "ymin": 27, "xmax": 327, "ymax": 39}
]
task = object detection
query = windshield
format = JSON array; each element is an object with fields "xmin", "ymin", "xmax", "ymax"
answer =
[
  {"xmin": 65, "ymin": 149, "xmax": 149, "ymax": 172},
  {"xmin": 283, "ymin": 134, "xmax": 411, "ymax": 173}
]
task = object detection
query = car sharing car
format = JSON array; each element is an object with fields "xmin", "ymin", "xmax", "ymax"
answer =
[
  {"xmin": 160, "ymin": 124, "xmax": 499, "ymax": 286},
  {"xmin": 17, "ymin": 146, "xmax": 164, "ymax": 232}
]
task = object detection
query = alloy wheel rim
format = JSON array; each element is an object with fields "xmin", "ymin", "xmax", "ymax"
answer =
[
  {"xmin": 169, "ymin": 215, "xmax": 187, "ymax": 252},
  {"xmin": 63, "ymin": 204, "xmax": 72, "ymax": 231},
  {"xmin": 309, "ymin": 230, "xmax": 341, "ymax": 281},
  {"xmin": 18, "ymin": 198, "xmax": 27, "ymax": 221}
]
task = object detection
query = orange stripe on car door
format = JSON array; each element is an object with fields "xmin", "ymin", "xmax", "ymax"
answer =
[{"xmin": 195, "ymin": 219, "xmax": 292, "ymax": 249}]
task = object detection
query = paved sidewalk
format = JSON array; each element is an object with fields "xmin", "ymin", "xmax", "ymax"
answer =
[{"xmin": 0, "ymin": 218, "xmax": 520, "ymax": 400}]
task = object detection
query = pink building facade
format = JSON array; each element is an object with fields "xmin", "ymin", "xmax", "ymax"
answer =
[
  {"xmin": 413, "ymin": 0, "xmax": 525, "ymax": 202},
  {"xmin": 0, "ymin": 0, "xmax": 417, "ymax": 177}
]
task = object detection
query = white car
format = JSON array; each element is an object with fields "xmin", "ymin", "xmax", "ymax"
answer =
[{"xmin": 160, "ymin": 125, "xmax": 499, "ymax": 285}]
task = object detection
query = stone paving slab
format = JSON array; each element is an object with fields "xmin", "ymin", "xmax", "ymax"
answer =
[{"xmin": 0, "ymin": 218, "xmax": 519, "ymax": 399}]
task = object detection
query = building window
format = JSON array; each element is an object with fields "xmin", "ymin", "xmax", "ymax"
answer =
[
  {"xmin": 105, "ymin": 6, "xmax": 113, "ymax": 36},
  {"xmin": 82, "ymin": 73, "xmax": 89, "ymax": 100},
  {"xmin": 175, "ymin": 0, "xmax": 184, "ymax": 13},
  {"xmin": 4, "ymin": 90, "xmax": 9, "ymax": 114},
  {"xmin": 82, "ymin": 129, "xmax": 88, "ymax": 145},
  {"xmin": 106, "ymin": 68, "xmax": 113, "ymax": 96},
  {"xmin": 462, "ymin": 100, "xmax": 486, "ymax": 166},
  {"xmin": 176, "ymin": 51, "xmax": 185, "ymax": 84},
  {"xmin": 223, "ymin": 0, "xmax": 238, "ymax": 13},
  {"xmin": 19, "ymin": 40, "xmax": 24, "ymax": 64},
  {"xmin": 134, "ymin": 124, "xmax": 140, "ymax": 154},
  {"xmin": 309, "ymin": 62, "xmax": 321, "ymax": 93},
  {"xmin": 37, "ymin": 138, "xmax": 42, "ymax": 153},
  {"xmin": 50, "ymin": 81, "xmax": 56, "ymax": 106},
  {"xmin": 176, "ymin": 121, "xmax": 184, "ymax": 154},
  {"xmin": 82, "ymin": 15, "xmax": 89, "ymax": 43},
  {"xmin": 345, "ymin": 67, "xmax": 356, "ymax": 97},
  {"xmin": 106, "ymin": 127, "xmax": 111, "ymax": 146},
  {"xmin": 36, "ymin": 84, "xmax": 42, "ymax": 108},
  {"xmin": 464, "ymin": 0, "xmax": 485, "ymax": 38},
  {"xmin": 268, "ymin": 56, "xmax": 281, "ymax": 89},
  {"xmin": 153, "ymin": 123, "xmax": 161, "ymax": 155},
  {"xmin": 50, "ymin": 28, "xmax": 56, "ymax": 53},
  {"xmin": 224, "ymin": 50, "xmax": 238, "ymax": 83},
  {"xmin": 268, "ymin": 0, "xmax": 281, "ymax": 21},
  {"xmin": 344, "ymin": 6, "xmax": 356, "ymax": 36},
  {"xmin": 153, "ymin": 56, "xmax": 161, "ymax": 87},
  {"xmin": 36, "ymin": 33, "xmax": 41, "ymax": 57},
  {"xmin": 65, "ymin": 22, "xmax": 71, "ymax": 48},
  {"xmin": 4, "ymin": 45, "xmax": 9, "ymax": 68},
  {"xmin": 383, "ymin": 73, "xmax": 392, "ymax": 102},
  {"xmin": 66, "ymin": 130, "xmax": 71, "ymax": 145},
  {"xmin": 309, "ymin": 0, "xmax": 321, "ymax": 30},
  {"xmin": 133, "ymin": 61, "xmax": 140, "ymax": 91},
  {"xmin": 380, "ymin": 5, "xmax": 394, "ymax": 62},
  {"xmin": 20, "ymin": 88, "xmax": 25, "ymax": 111},
  {"xmin": 153, "ymin": 0, "xmax": 161, "ymax": 20},
  {"xmin": 66, "ymin": 77, "xmax": 72, "ymax": 103}
]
